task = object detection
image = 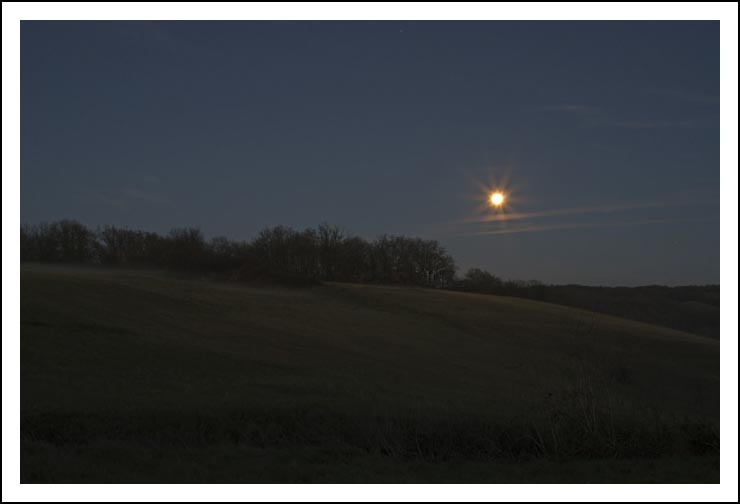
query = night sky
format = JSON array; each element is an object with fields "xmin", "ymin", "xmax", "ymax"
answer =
[{"xmin": 21, "ymin": 21, "xmax": 720, "ymax": 286}]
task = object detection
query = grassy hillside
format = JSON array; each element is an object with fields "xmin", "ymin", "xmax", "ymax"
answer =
[
  {"xmin": 20, "ymin": 264, "xmax": 720, "ymax": 483},
  {"xmin": 490, "ymin": 284, "xmax": 720, "ymax": 339}
]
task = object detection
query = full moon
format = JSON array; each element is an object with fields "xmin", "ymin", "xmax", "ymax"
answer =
[{"xmin": 490, "ymin": 192, "xmax": 505, "ymax": 207}]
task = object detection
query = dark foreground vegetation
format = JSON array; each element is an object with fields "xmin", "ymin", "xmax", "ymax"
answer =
[
  {"xmin": 21, "ymin": 220, "xmax": 719, "ymax": 337},
  {"xmin": 22, "ymin": 406, "xmax": 719, "ymax": 483},
  {"xmin": 21, "ymin": 266, "xmax": 718, "ymax": 482}
]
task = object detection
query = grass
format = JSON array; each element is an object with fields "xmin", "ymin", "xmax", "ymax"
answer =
[{"xmin": 20, "ymin": 264, "xmax": 719, "ymax": 482}]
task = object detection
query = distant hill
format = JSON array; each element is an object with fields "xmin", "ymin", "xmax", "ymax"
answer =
[{"xmin": 490, "ymin": 284, "xmax": 720, "ymax": 339}]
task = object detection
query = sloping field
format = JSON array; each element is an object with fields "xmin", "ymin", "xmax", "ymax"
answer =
[{"xmin": 20, "ymin": 264, "xmax": 719, "ymax": 482}]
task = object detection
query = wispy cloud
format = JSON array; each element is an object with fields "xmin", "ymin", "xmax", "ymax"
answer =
[
  {"xmin": 91, "ymin": 187, "xmax": 170, "ymax": 209},
  {"xmin": 469, "ymin": 217, "xmax": 716, "ymax": 237},
  {"xmin": 606, "ymin": 119, "xmax": 696, "ymax": 129},
  {"xmin": 542, "ymin": 104, "xmax": 596, "ymax": 113},
  {"xmin": 541, "ymin": 101, "xmax": 706, "ymax": 130},
  {"xmin": 115, "ymin": 23, "xmax": 214, "ymax": 59},
  {"xmin": 646, "ymin": 87, "xmax": 719, "ymax": 105},
  {"xmin": 421, "ymin": 195, "xmax": 718, "ymax": 239},
  {"xmin": 119, "ymin": 188, "xmax": 170, "ymax": 204},
  {"xmin": 464, "ymin": 198, "xmax": 714, "ymax": 225}
]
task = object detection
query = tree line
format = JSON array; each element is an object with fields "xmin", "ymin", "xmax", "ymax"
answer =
[{"xmin": 20, "ymin": 220, "xmax": 456, "ymax": 287}]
